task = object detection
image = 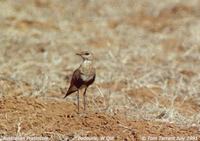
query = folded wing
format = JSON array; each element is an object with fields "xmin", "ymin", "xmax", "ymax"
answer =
[{"xmin": 64, "ymin": 69, "xmax": 84, "ymax": 98}]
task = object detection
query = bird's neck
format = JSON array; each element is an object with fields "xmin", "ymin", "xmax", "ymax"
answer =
[
  {"xmin": 81, "ymin": 59, "xmax": 93, "ymax": 68},
  {"xmin": 79, "ymin": 59, "xmax": 94, "ymax": 74}
]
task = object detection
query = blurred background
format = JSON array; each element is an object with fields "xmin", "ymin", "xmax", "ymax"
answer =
[{"xmin": 0, "ymin": 0, "xmax": 200, "ymax": 125}]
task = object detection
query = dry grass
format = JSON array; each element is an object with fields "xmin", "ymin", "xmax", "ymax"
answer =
[{"xmin": 0, "ymin": 0, "xmax": 200, "ymax": 139}]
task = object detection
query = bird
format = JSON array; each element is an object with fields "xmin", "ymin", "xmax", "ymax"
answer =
[{"xmin": 64, "ymin": 51, "xmax": 95, "ymax": 113}]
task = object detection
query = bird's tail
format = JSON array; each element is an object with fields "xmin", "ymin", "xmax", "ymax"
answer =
[{"xmin": 63, "ymin": 86, "xmax": 77, "ymax": 99}]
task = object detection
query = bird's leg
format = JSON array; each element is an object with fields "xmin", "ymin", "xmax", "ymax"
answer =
[
  {"xmin": 77, "ymin": 90, "xmax": 79, "ymax": 113},
  {"xmin": 83, "ymin": 87, "xmax": 88, "ymax": 111}
]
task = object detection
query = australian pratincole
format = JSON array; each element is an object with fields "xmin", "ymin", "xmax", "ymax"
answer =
[{"xmin": 64, "ymin": 51, "xmax": 95, "ymax": 112}]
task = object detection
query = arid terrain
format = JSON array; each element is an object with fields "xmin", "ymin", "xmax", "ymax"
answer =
[{"xmin": 0, "ymin": 0, "xmax": 200, "ymax": 140}]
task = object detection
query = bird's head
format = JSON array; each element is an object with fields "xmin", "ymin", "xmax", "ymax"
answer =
[{"xmin": 76, "ymin": 51, "xmax": 93, "ymax": 61}]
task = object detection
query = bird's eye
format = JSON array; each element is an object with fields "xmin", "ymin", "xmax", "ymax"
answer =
[{"xmin": 85, "ymin": 52, "xmax": 89, "ymax": 55}]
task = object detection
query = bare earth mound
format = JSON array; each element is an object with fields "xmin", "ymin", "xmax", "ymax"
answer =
[{"xmin": 0, "ymin": 96, "xmax": 199, "ymax": 140}]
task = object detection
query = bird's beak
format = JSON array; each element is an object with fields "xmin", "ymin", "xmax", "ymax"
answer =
[
  {"xmin": 76, "ymin": 52, "xmax": 82, "ymax": 56},
  {"xmin": 76, "ymin": 52, "xmax": 84, "ymax": 59}
]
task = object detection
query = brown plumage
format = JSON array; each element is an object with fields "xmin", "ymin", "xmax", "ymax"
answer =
[{"xmin": 64, "ymin": 51, "xmax": 95, "ymax": 112}]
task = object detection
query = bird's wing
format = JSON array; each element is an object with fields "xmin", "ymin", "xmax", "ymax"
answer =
[
  {"xmin": 72, "ymin": 69, "xmax": 82, "ymax": 82},
  {"xmin": 64, "ymin": 69, "xmax": 83, "ymax": 98}
]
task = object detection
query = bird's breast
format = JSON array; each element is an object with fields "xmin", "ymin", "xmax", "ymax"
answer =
[
  {"xmin": 78, "ymin": 60, "xmax": 95, "ymax": 85},
  {"xmin": 80, "ymin": 73, "xmax": 94, "ymax": 81}
]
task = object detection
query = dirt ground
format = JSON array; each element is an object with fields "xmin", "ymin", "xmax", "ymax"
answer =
[
  {"xmin": 0, "ymin": 96, "xmax": 199, "ymax": 141},
  {"xmin": 0, "ymin": 0, "xmax": 200, "ymax": 141}
]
